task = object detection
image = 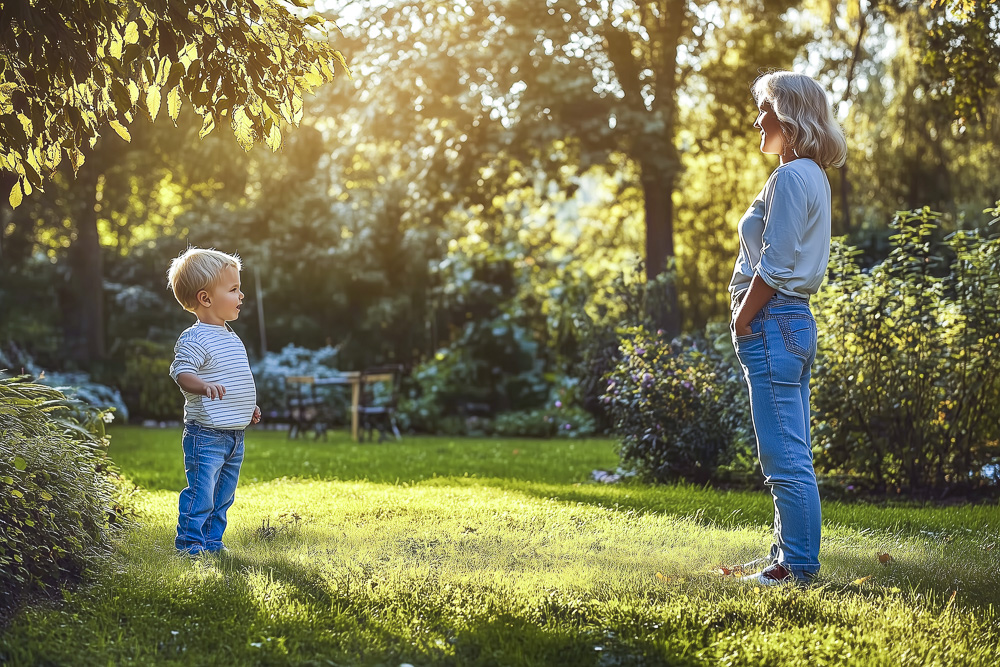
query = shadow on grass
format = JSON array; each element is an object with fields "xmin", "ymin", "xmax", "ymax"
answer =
[
  {"xmin": 198, "ymin": 551, "xmax": 684, "ymax": 667},
  {"xmin": 416, "ymin": 477, "xmax": 1000, "ymax": 539}
]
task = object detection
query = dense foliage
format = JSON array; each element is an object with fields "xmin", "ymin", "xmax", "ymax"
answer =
[
  {"xmin": 1, "ymin": 0, "xmax": 347, "ymax": 206},
  {"xmin": 0, "ymin": 376, "xmax": 130, "ymax": 615},
  {"xmin": 604, "ymin": 327, "xmax": 753, "ymax": 485},
  {"xmin": 811, "ymin": 206, "xmax": 1000, "ymax": 494},
  {"xmin": 118, "ymin": 339, "xmax": 175, "ymax": 422}
]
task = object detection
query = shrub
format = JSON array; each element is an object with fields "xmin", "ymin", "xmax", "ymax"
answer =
[
  {"xmin": 603, "ymin": 327, "xmax": 752, "ymax": 485},
  {"xmin": 1, "ymin": 347, "xmax": 131, "ymax": 421},
  {"xmin": 811, "ymin": 207, "xmax": 1000, "ymax": 494},
  {"xmin": 0, "ymin": 376, "xmax": 130, "ymax": 616},
  {"xmin": 397, "ymin": 324, "xmax": 548, "ymax": 435},
  {"xmin": 493, "ymin": 405, "xmax": 597, "ymax": 439},
  {"xmin": 118, "ymin": 339, "xmax": 177, "ymax": 421}
]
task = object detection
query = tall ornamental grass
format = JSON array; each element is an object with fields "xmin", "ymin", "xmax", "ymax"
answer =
[{"xmin": 0, "ymin": 376, "xmax": 130, "ymax": 616}]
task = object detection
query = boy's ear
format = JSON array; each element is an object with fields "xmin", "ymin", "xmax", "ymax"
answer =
[{"xmin": 197, "ymin": 289, "xmax": 211, "ymax": 307}]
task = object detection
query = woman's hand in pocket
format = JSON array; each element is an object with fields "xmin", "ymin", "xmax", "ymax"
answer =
[{"xmin": 731, "ymin": 313, "xmax": 753, "ymax": 338}]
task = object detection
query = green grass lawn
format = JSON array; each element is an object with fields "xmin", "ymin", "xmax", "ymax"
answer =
[{"xmin": 2, "ymin": 426, "xmax": 999, "ymax": 666}]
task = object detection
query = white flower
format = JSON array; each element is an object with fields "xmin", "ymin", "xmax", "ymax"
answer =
[{"xmin": 102, "ymin": 411, "xmax": 115, "ymax": 423}]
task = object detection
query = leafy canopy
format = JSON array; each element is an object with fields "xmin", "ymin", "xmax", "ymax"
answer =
[{"xmin": 0, "ymin": 0, "xmax": 349, "ymax": 207}]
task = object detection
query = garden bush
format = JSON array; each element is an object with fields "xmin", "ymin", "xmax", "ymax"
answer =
[
  {"xmin": 603, "ymin": 327, "xmax": 752, "ymax": 485},
  {"xmin": 811, "ymin": 206, "xmax": 1000, "ymax": 494},
  {"xmin": 492, "ymin": 405, "xmax": 597, "ymax": 439},
  {"xmin": 0, "ymin": 376, "xmax": 130, "ymax": 616},
  {"xmin": 118, "ymin": 339, "xmax": 177, "ymax": 422},
  {"xmin": 397, "ymin": 322, "xmax": 548, "ymax": 435}
]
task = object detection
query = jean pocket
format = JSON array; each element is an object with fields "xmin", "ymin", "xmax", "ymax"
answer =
[
  {"xmin": 734, "ymin": 330, "xmax": 764, "ymax": 344},
  {"xmin": 732, "ymin": 318, "xmax": 765, "ymax": 351},
  {"xmin": 195, "ymin": 429, "xmax": 229, "ymax": 448},
  {"xmin": 775, "ymin": 314, "xmax": 815, "ymax": 359}
]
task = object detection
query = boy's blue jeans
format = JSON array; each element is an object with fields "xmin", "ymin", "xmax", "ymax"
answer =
[
  {"xmin": 176, "ymin": 422, "xmax": 245, "ymax": 554},
  {"xmin": 732, "ymin": 292, "xmax": 821, "ymax": 580}
]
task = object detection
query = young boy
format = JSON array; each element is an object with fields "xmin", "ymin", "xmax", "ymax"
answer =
[{"xmin": 166, "ymin": 248, "xmax": 261, "ymax": 555}]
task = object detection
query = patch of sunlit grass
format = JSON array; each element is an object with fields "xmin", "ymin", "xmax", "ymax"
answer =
[{"xmin": 2, "ymin": 428, "xmax": 998, "ymax": 665}]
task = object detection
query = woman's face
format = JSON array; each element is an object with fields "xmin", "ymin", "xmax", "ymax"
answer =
[{"xmin": 753, "ymin": 99, "xmax": 785, "ymax": 156}]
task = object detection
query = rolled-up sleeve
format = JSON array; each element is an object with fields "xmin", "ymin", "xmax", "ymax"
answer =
[
  {"xmin": 169, "ymin": 336, "xmax": 208, "ymax": 383},
  {"xmin": 756, "ymin": 170, "xmax": 808, "ymax": 291}
]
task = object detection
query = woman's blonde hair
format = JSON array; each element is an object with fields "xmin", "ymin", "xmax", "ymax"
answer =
[
  {"xmin": 167, "ymin": 247, "xmax": 242, "ymax": 312},
  {"xmin": 752, "ymin": 71, "xmax": 848, "ymax": 169}
]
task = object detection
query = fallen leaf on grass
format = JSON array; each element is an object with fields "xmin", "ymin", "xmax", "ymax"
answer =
[
  {"xmin": 715, "ymin": 565, "xmax": 749, "ymax": 577},
  {"xmin": 852, "ymin": 575, "xmax": 873, "ymax": 585},
  {"xmin": 878, "ymin": 552, "xmax": 893, "ymax": 565}
]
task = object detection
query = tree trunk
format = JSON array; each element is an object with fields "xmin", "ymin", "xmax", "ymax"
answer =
[
  {"xmin": 0, "ymin": 171, "xmax": 16, "ymax": 266},
  {"xmin": 641, "ymin": 166, "xmax": 680, "ymax": 338},
  {"xmin": 62, "ymin": 163, "xmax": 105, "ymax": 365}
]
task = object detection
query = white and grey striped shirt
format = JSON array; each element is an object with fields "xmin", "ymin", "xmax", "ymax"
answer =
[{"xmin": 169, "ymin": 321, "xmax": 257, "ymax": 430}]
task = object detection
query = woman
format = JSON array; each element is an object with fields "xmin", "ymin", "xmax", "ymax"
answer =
[{"xmin": 729, "ymin": 71, "xmax": 847, "ymax": 585}]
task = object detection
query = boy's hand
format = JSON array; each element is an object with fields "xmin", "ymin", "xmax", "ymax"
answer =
[
  {"xmin": 204, "ymin": 382, "xmax": 227, "ymax": 400},
  {"xmin": 251, "ymin": 405, "xmax": 261, "ymax": 425}
]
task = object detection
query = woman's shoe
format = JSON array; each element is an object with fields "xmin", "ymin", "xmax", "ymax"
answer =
[{"xmin": 740, "ymin": 563, "xmax": 795, "ymax": 586}]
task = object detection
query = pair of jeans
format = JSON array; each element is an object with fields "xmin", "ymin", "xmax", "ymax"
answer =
[
  {"xmin": 175, "ymin": 422, "xmax": 245, "ymax": 554},
  {"xmin": 732, "ymin": 292, "xmax": 821, "ymax": 580}
]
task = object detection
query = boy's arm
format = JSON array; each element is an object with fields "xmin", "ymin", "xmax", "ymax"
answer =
[{"xmin": 176, "ymin": 372, "xmax": 227, "ymax": 400}]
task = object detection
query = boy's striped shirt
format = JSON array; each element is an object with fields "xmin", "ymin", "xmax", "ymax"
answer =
[{"xmin": 169, "ymin": 321, "xmax": 257, "ymax": 430}]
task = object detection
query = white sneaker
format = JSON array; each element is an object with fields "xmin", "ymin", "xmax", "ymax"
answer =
[{"xmin": 741, "ymin": 563, "xmax": 796, "ymax": 586}]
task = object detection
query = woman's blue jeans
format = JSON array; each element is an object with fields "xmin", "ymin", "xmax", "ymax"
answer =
[
  {"xmin": 175, "ymin": 422, "xmax": 245, "ymax": 554},
  {"xmin": 732, "ymin": 293, "xmax": 821, "ymax": 580}
]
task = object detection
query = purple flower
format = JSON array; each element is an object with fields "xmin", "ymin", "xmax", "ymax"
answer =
[
  {"xmin": 657, "ymin": 329, "xmax": 664, "ymax": 336},
  {"xmin": 642, "ymin": 373, "xmax": 652, "ymax": 382},
  {"xmin": 636, "ymin": 347, "xmax": 646, "ymax": 355},
  {"xmin": 555, "ymin": 400, "xmax": 562, "ymax": 408},
  {"xmin": 564, "ymin": 424, "xmax": 572, "ymax": 430},
  {"xmin": 682, "ymin": 381, "xmax": 693, "ymax": 390}
]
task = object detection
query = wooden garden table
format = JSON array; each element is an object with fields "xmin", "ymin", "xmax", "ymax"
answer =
[{"xmin": 285, "ymin": 372, "xmax": 395, "ymax": 441}]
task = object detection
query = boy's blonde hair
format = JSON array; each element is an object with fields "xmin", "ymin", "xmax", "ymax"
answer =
[
  {"xmin": 752, "ymin": 71, "xmax": 848, "ymax": 169},
  {"xmin": 167, "ymin": 247, "xmax": 242, "ymax": 312}
]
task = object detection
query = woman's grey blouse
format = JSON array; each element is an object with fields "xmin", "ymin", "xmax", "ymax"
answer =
[{"xmin": 729, "ymin": 158, "xmax": 832, "ymax": 299}]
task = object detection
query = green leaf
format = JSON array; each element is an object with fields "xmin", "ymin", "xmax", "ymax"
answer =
[
  {"xmin": 13, "ymin": 456, "xmax": 26, "ymax": 471},
  {"xmin": 127, "ymin": 80, "xmax": 140, "ymax": 107},
  {"xmin": 167, "ymin": 85, "xmax": 182, "ymax": 123},
  {"xmin": 199, "ymin": 114, "xmax": 215, "ymax": 139},
  {"xmin": 146, "ymin": 85, "xmax": 161, "ymax": 122},
  {"xmin": 8, "ymin": 180, "xmax": 22, "ymax": 208},
  {"xmin": 124, "ymin": 21, "xmax": 140, "ymax": 45},
  {"xmin": 231, "ymin": 107, "xmax": 254, "ymax": 151},
  {"xmin": 265, "ymin": 122, "xmax": 282, "ymax": 152},
  {"xmin": 108, "ymin": 120, "xmax": 131, "ymax": 142}
]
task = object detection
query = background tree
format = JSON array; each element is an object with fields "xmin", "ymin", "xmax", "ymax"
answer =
[
  {"xmin": 0, "ymin": 0, "xmax": 348, "ymax": 363},
  {"xmin": 320, "ymin": 0, "xmax": 804, "ymax": 336}
]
